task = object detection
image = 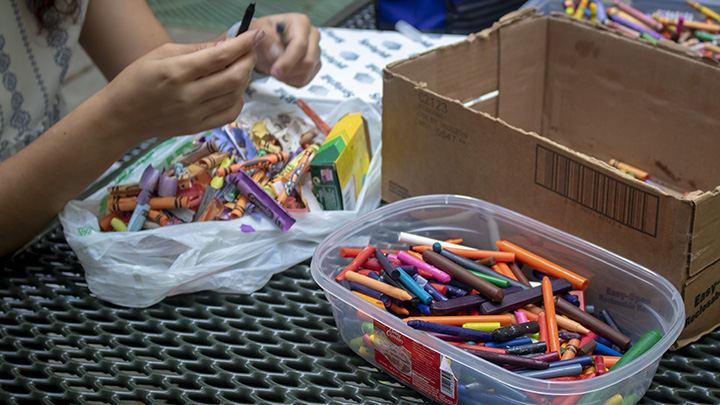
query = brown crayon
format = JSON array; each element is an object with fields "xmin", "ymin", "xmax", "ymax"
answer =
[
  {"xmin": 197, "ymin": 151, "xmax": 230, "ymax": 169},
  {"xmin": 422, "ymin": 249, "xmax": 504, "ymax": 303},
  {"xmin": 180, "ymin": 139, "xmax": 218, "ymax": 165},
  {"xmin": 555, "ymin": 297, "xmax": 631, "ymax": 351}
]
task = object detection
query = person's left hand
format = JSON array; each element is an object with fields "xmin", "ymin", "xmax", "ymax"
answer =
[{"xmin": 250, "ymin": 13, "xmax": 322, "ymax": 88}]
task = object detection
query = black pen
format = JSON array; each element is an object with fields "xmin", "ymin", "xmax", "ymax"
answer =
[{"xmin": 236, "ymin": 2, "xmax": 256, "ymax": 37}]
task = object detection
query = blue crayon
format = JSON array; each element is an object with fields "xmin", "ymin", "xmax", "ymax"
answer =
[
  {"xmin": 416, "ymin": 303, "xmax": 432, "ymax": 316},
  {"xmin": 407, "ymin": 320, "xmax": 492, "ymax": 342},
  {"xmin": 594, "ymin": 341, "xmax": 623, "ymax": 357},
  {"xmin": 515, "ymin": 363, "xmax": 583, "ymax": 379},
  {"xmin": 485, "ymin": 337, "xmax": 533, "ymax": 349},
  {"xmin": 348, "ymin": 281, "xmax": 391, "ymax": 308},
  {"xmin": 547, "ymin": 355, "xmax": 594, "ymax": 369},
  {"xmin": 412, "ymin": 273, "xmax": 448, "ymax": 302},
  {"xmin": 599, "ymin": 309, "xmax": 623, "ymax": 333},
  {"xmin": 442, "ymin": 283, "xmax": 469, "ymax": 297},
  {"xmin": 397, "ymin": 267, "xmax": 433, "ymax": 305},
  {"xmin": 595, "ymin": 0, "xmax": 607, "ymax": 21},
  {"xmin": 593, "ymin": 334, "xmax": 614, "ymax": 350}
]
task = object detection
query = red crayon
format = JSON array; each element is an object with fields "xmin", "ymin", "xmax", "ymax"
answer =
[
  {"xmin": 336, "ymin": 245, "xmax": 376, "ymax": 282},
  {"xmin": 340, "ymin": 248, "xmax": 399, "ymax": 257}
]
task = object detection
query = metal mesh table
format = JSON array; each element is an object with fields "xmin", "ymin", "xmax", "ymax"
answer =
[{"xmin": 2, "ymin": 2, "xmax": 719, "ymax": 404}]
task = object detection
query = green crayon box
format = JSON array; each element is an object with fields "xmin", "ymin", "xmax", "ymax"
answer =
[{"xmin": 310, "ymin": 112, "xmax": 372, "ymax": 211}]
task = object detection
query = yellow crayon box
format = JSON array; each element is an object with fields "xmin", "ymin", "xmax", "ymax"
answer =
[{"xmin": 310, "ymin": 112, "xmax": 372, "ymax": 211}]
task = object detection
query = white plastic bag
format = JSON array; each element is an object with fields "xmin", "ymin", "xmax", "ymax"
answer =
[{"xmin": 59, "ymin": 98, "xmax": 382, "ymax": 307}]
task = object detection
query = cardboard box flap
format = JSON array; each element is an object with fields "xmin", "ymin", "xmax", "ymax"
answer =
[
  {"xmin": 689, "ymin": 189, "xmax": 720, "ymax": 276},
  {"xmin": 386, "ymin": 31, "xmax": 500, "ymax": 109}
]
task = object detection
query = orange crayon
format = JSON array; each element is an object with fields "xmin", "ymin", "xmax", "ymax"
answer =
[
  {"xmin": 147, "ymin": 209, "xmax": 171, "ymax": 226},
  {"xmin": 217, "ymin": 152, "xmax": 290, "ymax": 177},
  {"xmin": 389, "ymin": 302, "xmax": 410, "ymax": 316},
  {"xmin": 609, "ymin": 159, "xmax": 650, "ymax": 181},
  {"xmin": 98, "ymin": 213, "xmax": 119, "ymax": 232},
  {"xmin": 493, "ymin": 262, "xmax": 516, "ymax": 280},
  {"xmin": 537, "ymin": 313, "xmax": 548, "ymax": 352},
  {"xmin": 411, "ymin": 245, "xmax": 515, "ymax": 262},
  {"xmin": 542, "ymin": 277, "xmax": 561, "ymax": 355},
  {"xmin": 562, "ymin": 338, "xmax": 581, "ymax": 360},
  {"xmin": 296, "ymin": 98, "xmax": 332, "ymax": 135},
  {"xmin": 353, "ymin": 291, "xmax": 386, "ymax": 311},
  {"xmin": 345, "ymin": 271, "xmax": 413, "ymax": 301},
  {"xmin": 496, "ymin": 240, "xmax": 589, "ymax": 291}
]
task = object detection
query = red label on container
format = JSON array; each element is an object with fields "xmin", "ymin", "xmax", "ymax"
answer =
[{"xmin": 373, "ymin": 320, "xmax": 457, "ymax": 405}]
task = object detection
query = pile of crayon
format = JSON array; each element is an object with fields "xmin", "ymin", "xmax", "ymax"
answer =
[
  {"xmin": 563, "ymin": 0, "xmax": 720, "ymax": 57},
  {"xmin": 334, "ymin": 232, "xmax": 663, "ymax": 402},
  {"xmin": 98, "ymin": 99, "xmax": 331, "ymax": 233}
]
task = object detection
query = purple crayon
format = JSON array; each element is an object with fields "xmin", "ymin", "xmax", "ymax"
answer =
[
  {"xmin": 228, "ymin": 171, "xmax": 295, "ymax": 232},
  {"xmin": 608, "ymin": 13, "xmax": 664, "ymax": 40}
]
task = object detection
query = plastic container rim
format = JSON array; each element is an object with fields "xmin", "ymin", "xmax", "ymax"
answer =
[{"xmin": 310, "ymin": 194, "xmax": 685, "ymax": 396}]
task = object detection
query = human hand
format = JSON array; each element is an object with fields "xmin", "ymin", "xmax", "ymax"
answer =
[
  {"xmin": 250, "ymin": 13, "xmax": 322, "ymax": 88},
  {"xmin": 97, "ymin": 29, "xmax": 265, "ymax": 145}
]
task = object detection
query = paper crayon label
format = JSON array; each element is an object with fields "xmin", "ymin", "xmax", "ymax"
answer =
[{"xmin": 373, "ymin": 320, "xmax": 457, "ymax": 405}]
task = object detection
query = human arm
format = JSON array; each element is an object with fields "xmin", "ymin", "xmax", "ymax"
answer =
[{"xmin": 0, "ymin": 28, "xmax": 264, "ymax": 257}]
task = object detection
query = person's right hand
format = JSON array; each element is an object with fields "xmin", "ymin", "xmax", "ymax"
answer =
[{"xmin": 95, "ymin": 28, "xmax": 265, "ymax": 146}]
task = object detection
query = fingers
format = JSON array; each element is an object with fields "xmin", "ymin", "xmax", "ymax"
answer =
[
  {"xmin": 269, "ymin": 15, "xmax": 322, "ymax": 87},
  {"xmin": 186, "ymin": 42, "xmax": 257, "ymax": 103},
  {"xmin": 199, "ymin": 93, "xmax": 245, "ymax": 130},
  {"xmin": 174, "ymin": 29, "xmax": 264, "ymax": 80}
]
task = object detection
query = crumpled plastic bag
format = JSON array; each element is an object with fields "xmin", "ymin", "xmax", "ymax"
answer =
[{"xmin": 59, "ymin": 98, "xmax": 382, "ymax": 307}]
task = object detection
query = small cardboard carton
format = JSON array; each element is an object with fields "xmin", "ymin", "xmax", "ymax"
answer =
[
  {"xmin": 310, "ymin": 112, "xmax": 372, "ymax": 211},
  {"xmin": 381, "ymin": 8, "xmax": 720, "ymax": 347}
]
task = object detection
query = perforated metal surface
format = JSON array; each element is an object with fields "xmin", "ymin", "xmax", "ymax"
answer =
[
  {"xmin": 2, "ymin": 226, "xmax": 720, "ymax": 404},
  {"xmin": 0, "ymin": 227, "xmax": 425, "ymax": 404}
]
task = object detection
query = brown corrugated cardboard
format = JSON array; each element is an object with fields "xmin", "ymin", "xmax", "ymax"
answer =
[{"xmin": 381, "ymin": 8, "xmax": 720, "ymax": 346}]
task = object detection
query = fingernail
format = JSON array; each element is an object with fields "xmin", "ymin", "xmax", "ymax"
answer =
[
  {"xmin": 271, "ymin": 68, "xmax": 283, "ymax": 79},
  {"xmin": 216, "ymin": 38, "xmax": 227, "ymax": 45},
  {"xmin": 254, "ymin": 29, "xmax": 265, "ymax": 42}
]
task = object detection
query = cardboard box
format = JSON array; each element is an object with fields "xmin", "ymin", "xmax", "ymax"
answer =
[
  {"xmin": 310, "ymin": 112, "xmax": 372, "ymax": 210},
  {"xmin": 381, "ymin": 8, "xmax": 720, "ymax": 347}
]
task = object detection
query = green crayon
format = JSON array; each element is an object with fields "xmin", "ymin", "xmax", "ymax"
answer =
[
  {"xmin": 610, "ymin": 329, "xmax": 662, "ymax": 371},
  {"xmin": 467, "ymin": 270, "xmax": 511, "ymax": 288}
]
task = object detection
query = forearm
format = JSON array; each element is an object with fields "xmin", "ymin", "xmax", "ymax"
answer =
[{"xmin": 0, "ymin": 92, "xmax": 136, "ymax": 256}]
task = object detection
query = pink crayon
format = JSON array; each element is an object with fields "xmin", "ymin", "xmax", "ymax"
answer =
[{"xmin": 397, "ymin": 251, "xmax": 451, "ymax": 283}]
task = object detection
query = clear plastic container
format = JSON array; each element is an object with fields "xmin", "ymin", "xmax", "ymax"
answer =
[
  {"xmin": 521, "ymin": 0, "xmax": 720, "ymax": 20},
  {"xmin": 310, "ymin": 195, "xmax": 684, "ymax": 404}
]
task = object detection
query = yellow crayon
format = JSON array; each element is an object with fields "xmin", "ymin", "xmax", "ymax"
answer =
[
  {"xmin": 574, "ymin": 0, "xmax": 589, "ymax": 19},
  {"xmin": 461, "ymin": 322, "xmax": 501, "ymax": 332},
  {"xmin": 687, "ymin": 0, "xmax": 720, "ymax": 24},
  {"xmin": 110, "ymin": 217, "xmax": 127, "ymax": 232}
]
